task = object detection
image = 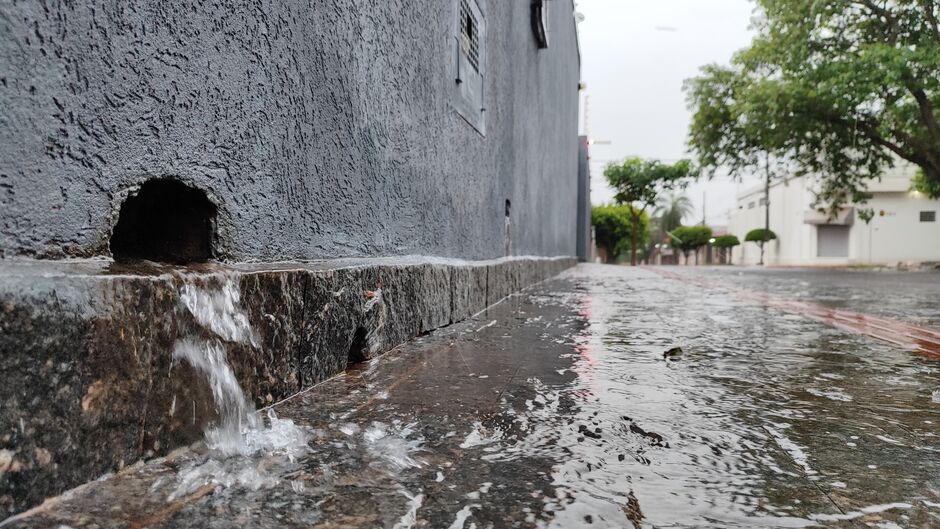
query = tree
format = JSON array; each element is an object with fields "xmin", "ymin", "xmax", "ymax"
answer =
[
  {"xmin": 686, "ymin": 0, "xmax": 940, "ymax": 214},
  {"xmin": 913, "ymin": 167, "xmax": 940, "ymax": 197},
  {"xmin": 745, "ymin": 228, "xmax": 777, "ymax": 265},
  {"xmin": 591, "ymin": 204, "xmax": 649, "ymax": 263},
  {"xmin": 670, "ymin": 225, "xmax": 713, "ymax": 265},
  {"xmin": 604, "ymin": 158, "xmax": 697, "ymax": 265},
  {"xmin": 712, "ymin": 234, "xmax": 741, "ymax": 264},
  {"xmin": 655, "ymin": 192, "xmax": 694, "ymax": 234}
]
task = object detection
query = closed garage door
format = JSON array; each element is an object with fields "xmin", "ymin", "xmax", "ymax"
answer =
[{"xmin": 817, "ymin": 225, "xmax": 850, "ymax": 257}]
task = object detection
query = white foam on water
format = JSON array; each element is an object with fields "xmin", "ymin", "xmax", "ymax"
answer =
[
  {"xmin": 167, "ymin": 456, "xmax": 283, "ymax": 502},
  {"xmin": 932, "ymin": 389, "xmax": 940, "ymax": 403},
  {"xmin": 392, "ymin": 490, "xmax": 424, "ymax": 529},
  {"xmin": 340, "ymin": 423, "xmax": 361, "ymax": 436},
  {"xmin": 362, "ymin": 421, "xmax": 424, "ymax": 472},
  {"xmin": 244, "ymin": 409, "xmax": 309, "ymax": 461},
  {"xmin": 448, "ymin": 504, "xmax": 480, "ymax": 529}
]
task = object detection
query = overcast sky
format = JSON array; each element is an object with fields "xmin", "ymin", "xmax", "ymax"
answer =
[{"xmin": 576, "ymin": 0, "xmax": 761, "ymax": 226}]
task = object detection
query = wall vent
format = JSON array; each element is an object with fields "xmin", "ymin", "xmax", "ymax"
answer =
[
  {"xmin": 452, "ymin": 0, "xmax": 486, "ymax": 134},
  {"xmin": 460, "ymin": 0, "xmax": 481, "ymax": 72}
]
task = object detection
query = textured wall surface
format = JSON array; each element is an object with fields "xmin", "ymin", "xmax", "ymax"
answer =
[
  {"xmin": 576, "ymin": 135, "xmax": 591, "ymax": 261},
  {"xmin": 0, "ymin": 0, "xmax": 581, "ymax": 261}
]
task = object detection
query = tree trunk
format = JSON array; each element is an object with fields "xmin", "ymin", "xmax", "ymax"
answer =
[{"xmin": 630, "ymin": 211, "xmax": 639, "ymax": 266}]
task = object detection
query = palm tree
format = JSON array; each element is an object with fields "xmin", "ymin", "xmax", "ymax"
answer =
[
  {"xmin": 646, "ymin": 193, "xmax": 694, "ymax": 264},
  {"xmin": 655, "ymin": 192, "xmax": 694, "ymax": 233}
]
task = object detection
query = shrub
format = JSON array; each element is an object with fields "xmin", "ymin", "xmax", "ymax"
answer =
[
  {"xmin": 669, "ymin": 225, "xmax": 713, "ymax": 264},
  {"xmin": 745, "ymin": 228, "xmax": 777, "ymax": 243},
  {"xmin": 712, "ymin": 234, "xmax": 740, "ymax": 248}
]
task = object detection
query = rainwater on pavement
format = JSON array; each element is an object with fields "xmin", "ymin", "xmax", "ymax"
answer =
[{"xmin": 6, "ymin": 264, "xmax": 940, "ymax": 529}]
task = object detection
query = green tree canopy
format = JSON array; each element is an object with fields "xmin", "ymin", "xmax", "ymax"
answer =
[
  {"xmin": 745, "ymin": 228, "xmax": 777, "ymax": 243},
  {"xmin": 686, "ymin": 0, "xmax": 940, "ymax": 212},
  {"xmin": 712, "ymin": 234, "xmax": 741, "ymax": 249},
  {"xmin": 669, "ymin": 225, "xmax": 713, "ymax": 264},
  {"xmin": 912, "ymin": 167, "xmax": 940, "ymax": 197},
  {"xmin": 713, "ymin": 234, "xmax": 741, "ymax": 265},
  {"xmin": 591, "ymin": 204, "xmax": 649, "ymax": 263},
  {"xmin": 604, "ymin": 158, "xmax": 697, "ymax": 265}
]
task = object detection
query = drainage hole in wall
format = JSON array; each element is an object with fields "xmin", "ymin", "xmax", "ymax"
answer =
[{"xmin": 110, "ymin": 179, "xmax": 216, "ymax": 263}]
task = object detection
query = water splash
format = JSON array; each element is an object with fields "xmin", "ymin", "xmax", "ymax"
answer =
[
  {"xmin": 172, "ymin": 338, "xmax": 260, "ymax": 453},
  {"xmin": 172, "ymin": 276, "xmax": 306, "ymax": 457}
]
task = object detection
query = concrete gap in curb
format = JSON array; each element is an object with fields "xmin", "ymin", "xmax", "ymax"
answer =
[{"xmin": 346, "ymin": 326, "xmax": 369, "ymax": 368}]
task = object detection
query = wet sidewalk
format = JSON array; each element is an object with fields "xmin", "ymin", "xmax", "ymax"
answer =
[{"xmin": 5, "ymin": 264, "xmax": 940, "ymax": 528}]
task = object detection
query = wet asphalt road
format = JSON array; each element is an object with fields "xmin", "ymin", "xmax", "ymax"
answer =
[
  {"xmin": 6, "ymin": 264, "xmax": 940, "ymax": 529},
  {"xmin": 692, "ymin": 266, "xmax": 940, "ymax": 328}
]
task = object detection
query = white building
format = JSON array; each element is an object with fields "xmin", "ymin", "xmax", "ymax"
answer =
[{"xmin": 727, "ymin": 164, "xmax": 940, "ymax": 266}]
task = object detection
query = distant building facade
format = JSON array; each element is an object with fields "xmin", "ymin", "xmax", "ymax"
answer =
[{"xmin": 728, "ymin": 165, "xmax": 940, "ymax": 266}]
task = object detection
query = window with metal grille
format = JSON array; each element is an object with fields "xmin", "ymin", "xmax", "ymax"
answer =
[
  {"xmin": 460, "ymin": 0, "xmax": 481, "ymax": 72},
  {"xmin": 921, "ymin": 210, "xmax": 936, "ymax": 222}
]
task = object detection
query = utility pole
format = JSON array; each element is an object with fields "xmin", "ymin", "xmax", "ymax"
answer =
[{"xmin": 701, "ymin": 190, "xmax": 706, "ymax": 226}]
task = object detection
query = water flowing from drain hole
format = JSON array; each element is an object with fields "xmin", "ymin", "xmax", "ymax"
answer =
[{"xmin": 172, "ymin": 277, "xmax": 307, "ymax": 458}]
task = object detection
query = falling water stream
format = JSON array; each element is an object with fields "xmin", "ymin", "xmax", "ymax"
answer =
[{"xmin": 166, "ymin": 276, "xmax": 309, "ymax": 497}]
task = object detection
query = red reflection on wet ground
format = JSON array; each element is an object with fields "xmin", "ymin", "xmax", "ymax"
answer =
[
  {"xmin": 648, "ymin": 267, "xmax": 940, "ymax": 360},
  {"xmin": 572, "ymin": 293, "xmax": 598, "ymax": 400}
]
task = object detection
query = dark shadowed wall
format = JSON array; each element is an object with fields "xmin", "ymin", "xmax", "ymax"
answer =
[{"xmin": 0, "ymin": 0, "xmax": 581, "ymax": 261}]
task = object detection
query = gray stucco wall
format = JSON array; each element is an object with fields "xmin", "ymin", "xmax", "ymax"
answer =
[
  {"xmin": 0, "ymin": 0, "xmax": 581, "ymax": 261},
  {"xmin": 576, "ymin": 135, "xmax": 591, "ymax": 261}
]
